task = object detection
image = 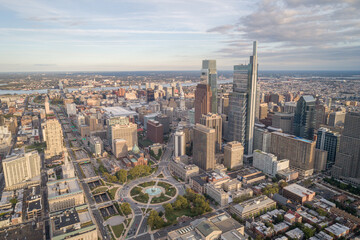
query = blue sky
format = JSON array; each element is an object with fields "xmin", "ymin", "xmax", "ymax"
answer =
[{"xmin": 0, "ymin": 0, "xmax": 359, "ymax": 72}]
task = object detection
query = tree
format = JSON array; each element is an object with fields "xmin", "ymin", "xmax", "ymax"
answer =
[
  {"xmin": 120, "ymin": 202, "xmax": 132, "ymax": 216},
  {"xmin": 116, "ymin": 169, "xmax": 127, "ymax": 183},
  {"xmin": 163, "ymin": 203, "xmax": 173, "ymax": 214},
  {"xmin": 148, "ymin": 210, "xmax": 164, "ymax": 229}
]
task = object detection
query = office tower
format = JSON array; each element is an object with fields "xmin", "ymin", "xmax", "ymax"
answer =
[
  {"xmin": 228, "ymin": 41, "xmax": 258, "ymax": 154},
  {"xmin": 113, "ymin": 139, "xmax": 128, "ymax": 158},
  {"xmin": 89, "ymin": 136, "xmax": 103, "ymax": 157},
  {"xmin": 174, "ymin": 130, "xmax": 186, "ymax": 158},
  {"xmin": 193, "ymin": 124, "xmax": 216, "ymax": 171},
  {"xmin": 44, "ymin": 118, "xmax": 65, "ymax": 158},
  {"xmin": 316, "ymin": 127, "xmax": 340, "ymax": 170},
  {"xmin": 254, "ymin": 126, "xmax": 272, "ymax": 153},
  {"xmin": 259, "ymin": 103, "xmax": 268, "ymax": 120},
  {"xmin": 332, "ymin": 112, "xmax": 360, "ymax": 182},
  {"xmin": 201, "ymin": 60, "xmax": 217, "ymax": 114},
  {"xmin": 147, "ymin": 88, "xmax": 155, "ymax": 102},
  {"xmin": 315, "ymin": 104, "xmax": 329, "ymax": 128},
  {"xmin": 109, "ymin": 123, "xmax": 138, "ymax": 151},
  {"xmin": 155, "ymin": 114, "xmax": 170, "ymax": 134},
  {"xmin": 66, "ymin": 103, "xmax": 76, "ymax": 116},
  {"xmin": 45, "ymin": 95, "xmax": 50, "ymax": 114},
  {"xmin": 224, "ymin": 141, "xmax": 244, "ymax": 169},
  {"xmin": 270, "ymin": 132, "xmax": 316, "ymax": 177},
  {"xmin": 2, "ymin": 150, "xmax": 41, "ymax": 188},
  {"xmin": 270, "ymin": 93, "xmax": 284, "ymax": 105},
  {"xmin": 314, "ymin": 148, "xmax": 327, "ymax": 171},
  {"xmin": 179, "ymin": 90, "xmax": 186, "ymax": 110},
  {"xmin": 328, "ymin": 111, "xmax": 346, "ymax": 127},
  {"xmin": 147, "ymin": 120, "xmax": 163, "ymax": 143},
  {"xmin": 284, "ymin": 102, "xmax": 297, "ymax": 113},
  {"xmin": 194, "ymin": 84, "xmax": 212, "ymax": 124},
  {"xmin": 253, "ymin": 150, "xmax": 289, "ymax": 176},
  {"xmin": 200, "ymin": 113, "xmax": 222, "ymax": 152},
  {"xmin": 218, "ymin": 92, "xmax": 230, "ymax": 115},
  {"xmin": 272, "ymin": 112, "xmax": 294, "ymax": 134},
  {"xmin": 293, "ymin": 95, "xmax": 316, "ymax": 140}
]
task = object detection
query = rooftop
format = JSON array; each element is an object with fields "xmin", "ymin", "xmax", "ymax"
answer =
[
  {"xmin": 47, "ymin": 178, "xmax": 83, "ymax": 199},
  {"xmin": 283, "ymin": 184, "xmax": 315, "ymax": 198},
  {"xmin": 102, "ymin": 106, "xmax": 137, "ymax": 117}
]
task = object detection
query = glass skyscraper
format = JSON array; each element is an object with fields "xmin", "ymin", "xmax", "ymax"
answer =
[
  {"xmin": 201, "ymin": 60, "xmax": 217, "ymax": 114},
  {"xmin": 228, "ymin": 41, "xmax": 258, "ymax": 154}
]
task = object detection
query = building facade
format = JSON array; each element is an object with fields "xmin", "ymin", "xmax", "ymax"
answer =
[
  {"xmin": 201, "ymin": 60, "xmax": 218, "ymax": 114},
  {"xmin": 44, "ymin": 118, "xmax": 65, "ymax": 158},
  {"xmin": 223, "ymin": 141, "xmax": 244, "ymax": 169},
  {"xmin": 109, "ymin": 122, "xmax": 137, "ymax": 151},
  {"xmin": 174, "ymin": 130, "xmax": 186, "ymax": 158},
  {"xmin": 228, "ymin": 42, "xmax": 258, "ymax": 154},
  {"xmin": 293, "ymin": 95, "xmax": 316, "ymax": 140},
  {"xmin": 270, "ymin": 132, "xmax": 316, "ymax": 176},
  {"xmin": 2, "ymin": 150, "xmax": 41, "ymax": 188},
  {"xmin": 147, "ymin": 120, "xmax": 163, "ymax": 144},
  {"xmin": 200, "ymin": 113, "xmax": 222, "ymax": 152},
  {"xmin": 193, "ymin": 124, "xmax": 216, "ymax": 171},
  {"xmin": 194, "ymin": 84, "xmax": 212, "ymax": 124},
  {"xmin": 332, "ymin": 112, "xmax": 360, "ymax": 185}
]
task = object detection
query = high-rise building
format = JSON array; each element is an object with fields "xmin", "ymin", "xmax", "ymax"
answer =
[
  {"xmin": 147, "ymin": 120, "xmax": 163, "ymax": 143},
  {"xmin": 293, "ymin": 95, "xmax": 316, "ymax": 140},
  {"xmin": 147, "ymin": 88, "xmax": 155, "ymax": 102},
  {"xmin": 259, "ymin": 103, "xmax": 268, "ymax": 120},
  {"xmin": 218, "ymin": 92, "xmax": 230, "ymax": 115},
  {"xmin": 253, "ymin": 150, "xmax": 290, "ymax": 176},
  {"xmin": 228, "ymin": 41, "xmax": 258, "ymax": 154},
  {"xmin": 316, "ymin": 127, "xmax": 340, "ymax": 170},
  {"xmin": 193, "ymin": 124, "xmax": 216, "ymax": 171},
  {"xmin": 315, "ymin": 104, "xmax": 329, "ymax": 128},
  {"xmin": 66, "ymin": 103, "xmax": 77, "ymax": 116},
  {"xmin": 224, "ymin": 141, "xmax": 244, "ymax": 169},
  {"xmin": 201, "ymin": 60, "xmax": 217, "ymax": 114},
  {"xmin": 200, "ymin": 113, "xmax": 222, "ymax": 152},
  {"xmin": 44, "ymin": 118, "xmax": 65, "ymax": 158},
  {"xmin": 328, "ymin": 111, "xmax": 346, "ymax": 127},
  {"xmin": 253, "ymin": 126, "xmax": 272, "ymax": 153},
  {"xmin": 332, "ymin": 112, "xmax": 360, "ymax": 184},
  {"xmin": 272, "ymin": 112, "xmax": 294, "ymax": 134},
  {"xmin": 174, "ymin": 130, "xmax": 186, "ymax": 158},
  {"xmin": 194, "ymin": 84, "xmax": 212, "ymax": 124},
  {"xmin": 2, "ymin": 150, "xmax": 41, "ymax": 188},
  {"xmin": 109, "ymin": 123, "xmax": 138, "ymax": 152},
  {"xmin": 45, "ymin": 95, "xmax": 50, "ymax": 115},
  {"xmin": 270, "ymin": 132, "xmax": 316, "ymax": 177}
]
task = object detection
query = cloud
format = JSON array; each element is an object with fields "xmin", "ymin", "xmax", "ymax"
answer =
[{"xmin": 208, "ymin": 0, "xmax": 360, "ymax": 69}]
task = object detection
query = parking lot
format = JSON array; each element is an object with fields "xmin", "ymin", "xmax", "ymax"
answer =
[
  {"xmin": 74, "ymin": 149, "xmax": 90, "ymax": 160},
  {"xmin": 80, "ymin": 163, "xmax": 97, "ymax": 178}
]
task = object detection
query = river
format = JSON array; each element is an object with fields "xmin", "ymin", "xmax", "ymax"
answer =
[{"xmin": 0, "ymin": 79, "xmax": 233, "ymax": 95}]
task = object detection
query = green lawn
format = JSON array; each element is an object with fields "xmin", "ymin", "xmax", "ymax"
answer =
[
  {"xmin": 165, "ymin": 208, "xmax": 197, "ymax": 223},
  {"xmin": 130, "ymin": 186, "xmax": 142, "ymax": 196},
  {"xmin": 133, "ymin": 193, "xmax": 149, "ymax": 203},
  {"xmin": 139, "ymin": 181, "xmax": 156, "ymax": 188},
  {"xmin": 107, "ymin": 187, "xmax": 119, "ymax": 200},
  {"xmin": 92, "ymin": 186, "xmax": 108, "ymax": 195},
  {"xmin": 157, "ymin": 182, "xmax": 176, "ymax": 197},
  {"xmin": 151, "ymin": 195, "xmax": 170, "ymax": 204},
  {"xmin": 111, "ymin": 223, "xmax": 124, "ymax": 238}
]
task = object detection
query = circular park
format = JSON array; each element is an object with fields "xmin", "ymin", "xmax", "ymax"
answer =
[{"xmin": 130, "ymin": 181, "xmax": 177, "ymax": 204}]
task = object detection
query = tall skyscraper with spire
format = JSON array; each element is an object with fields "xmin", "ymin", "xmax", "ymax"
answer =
[
  {"xmin": 201, "ymin": 60, "xmax": 217, "ymax": 114},
  {"xmin": 228, "ymin": 41, "xmax": 258, "ymax": 154}
]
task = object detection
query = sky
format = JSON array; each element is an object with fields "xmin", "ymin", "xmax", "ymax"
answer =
[{"xmin": 0, "ymin": 0, "xmax": 359, "ymax": 72}]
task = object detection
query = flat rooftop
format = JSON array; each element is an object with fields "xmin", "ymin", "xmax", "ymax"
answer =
[
  {"xmin": 47, "ymin": 178, "xmax": 83, "ymax": 199},
  {"xmin": 102, "ymin": 106, "xmax": 137, "ymax": 117},
  {"xmin": 283, "ymin": 184, "xmax": 315, "ymax": 198}
]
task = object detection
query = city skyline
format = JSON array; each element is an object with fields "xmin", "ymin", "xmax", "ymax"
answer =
[{"xmin": 0, "ymin": 0, "xmax": 359, "ymax": 72}]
